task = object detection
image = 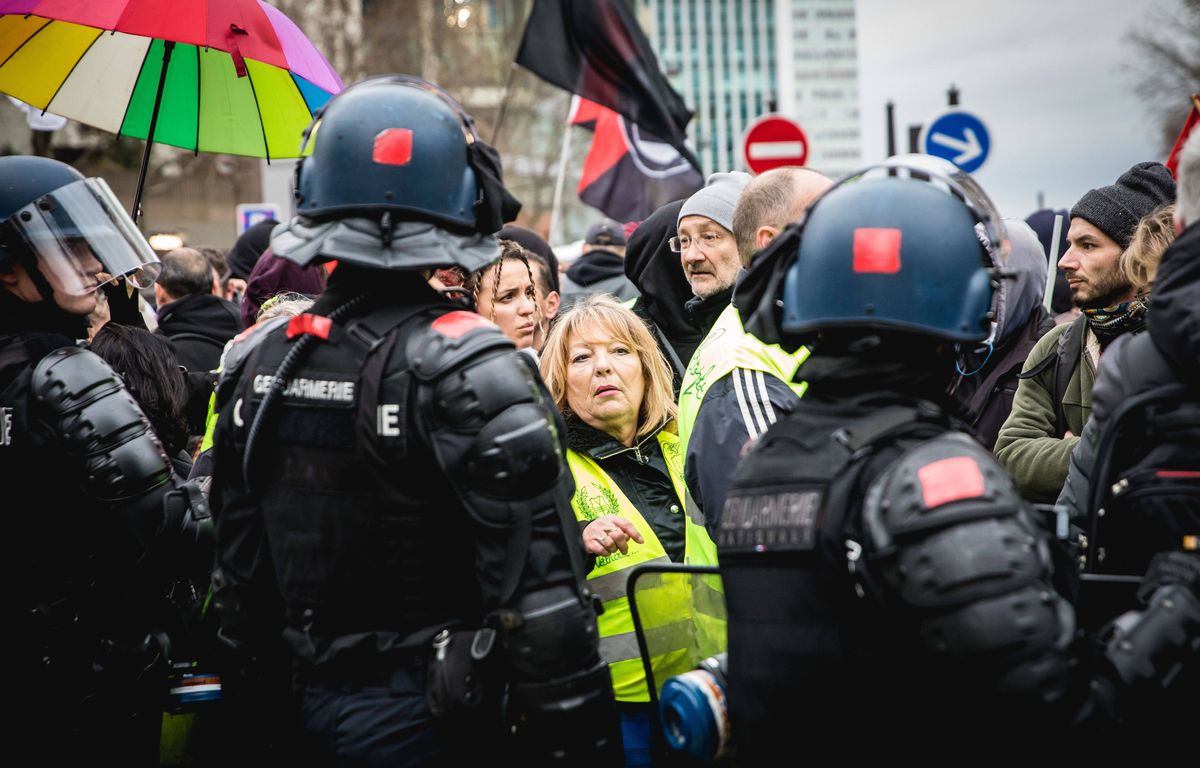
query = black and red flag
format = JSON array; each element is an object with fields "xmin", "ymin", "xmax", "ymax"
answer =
[
  {"xmin": 515, "ymin": 0, "xmax": 701, "ymax": 175},
  {"xmin": 570, "ymin": 97, "xmax": 703, "ymax": 222},
  {"xmin": 1166, "ymin": 94, "xmax": 1200, "ymax": 179}
]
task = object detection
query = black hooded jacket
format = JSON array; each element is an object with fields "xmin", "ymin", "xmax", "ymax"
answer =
[
  {"xmin": 156, "ymin": 292, "xmax": 241, "ymax": 434},
  {"xmin": 560, "ymin": 248, "xmax": 638, "ymax": 305},
  {"xmin": 1059, "ymin": 220, "xmax": 1200, "ymax": 514},
  {"xmin": 624, "ymin": 200, "xmax": 717, "ymax": 376},
  {"xmin": 156, "ymin": 293, "xmax": 241, "ymax": 376}
]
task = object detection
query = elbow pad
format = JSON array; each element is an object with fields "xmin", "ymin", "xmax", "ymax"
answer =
[
  {"xmin": 1104, "ymin": 584, "xmax": 1200, "ymax": 699},
  {"xmin": 500, "ymin": 584, "xmax": 601, "ymax": 679},
  {"xmin": 32, "ymin": 346, "xmax": 172, "ymax": 503},
  {"xmin": 502, "ymin": 586, "xmax": 621, "ymax": 764}
]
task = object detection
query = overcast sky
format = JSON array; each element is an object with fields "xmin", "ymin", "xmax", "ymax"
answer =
[{"xmin": 856, "ymin": 0, "xmax": 1179, "ymax": 218}]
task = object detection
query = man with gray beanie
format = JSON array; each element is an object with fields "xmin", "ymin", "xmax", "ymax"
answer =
[
  {"xmin": 996, "ymin": 161, "xmax": 1176, "ymax": 502},
  {"xmin": 675, "ymin": 172, "xmax": 750, "ymax": 304},
  {"xmin": 675, "ymin": 170, "xmax": 816, "ymax": 537}
]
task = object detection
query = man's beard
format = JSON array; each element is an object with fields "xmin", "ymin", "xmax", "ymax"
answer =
[{"xmin": 1074, "ymin": 271, "xmax": 1134, "ymax": 310}]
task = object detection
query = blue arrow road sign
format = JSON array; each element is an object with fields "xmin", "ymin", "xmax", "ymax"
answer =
[{"xmin": 922, "ymin": 110, "xmax": 990, "ymax": 173}]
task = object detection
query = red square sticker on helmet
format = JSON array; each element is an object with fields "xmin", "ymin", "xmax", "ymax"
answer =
[
  {"xmin": 917, "ymin": 456, "xmax": 985, "ymax": 508},
  {"xmin": 373, "ymin": 128, "xmax": 413, "ymax": 166},
  {"xmin": 853, "ymin": 227, "xmax": 902, "ymax": 273}
]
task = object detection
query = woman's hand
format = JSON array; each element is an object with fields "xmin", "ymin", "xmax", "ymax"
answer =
[{"xmin": 583, "ymin": 515, "xmax": 644, "ymax": 556}]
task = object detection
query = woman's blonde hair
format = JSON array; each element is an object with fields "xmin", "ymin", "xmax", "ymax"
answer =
[
  {"xmin": 1121, "ymin": 203, "xmax": 1176, "ymax": 295},
  {"xmin": 539, "ymin": 294, "xmax": 676, "ymax": 441}
]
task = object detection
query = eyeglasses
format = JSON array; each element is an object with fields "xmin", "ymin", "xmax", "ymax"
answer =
[{"xmin": 669, "ymin": 231, "xmax": 726, "ymax": 253}]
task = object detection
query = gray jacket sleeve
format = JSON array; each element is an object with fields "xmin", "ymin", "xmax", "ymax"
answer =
[
  {"xmin": 1058, "ymin": 334, "xmax": 1175, "ymax": 517},
  {"xmin": 1057, "ymin": 400, "xmax": 1101, "ymax": 517}
]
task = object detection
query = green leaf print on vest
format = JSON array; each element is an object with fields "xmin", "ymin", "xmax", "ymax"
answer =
[{"xmin": 576, "ymin": 483, "xmax": 621, "ymax": 521}]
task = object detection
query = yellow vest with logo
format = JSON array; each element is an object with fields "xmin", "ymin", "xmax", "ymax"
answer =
[
  {"xmin": 566, "ymin": 424, "xmax": 722, "ymax": 702},
  {"xmin": 677, "ymin": 303, "xmax": 810, "ymax": 465}
]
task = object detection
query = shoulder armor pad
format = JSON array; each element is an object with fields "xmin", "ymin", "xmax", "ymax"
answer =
[
  {"xmin": 863, "ymin": 431, "xmax": 1025, "ymax": 553},
  {"xmin": 863, "ymin": 430, "xmax": 1057, "ymax": 617},
  {"xmin": 408, "ymin": 311, "xmax": 514, "ymax": 381},
  {"xmin": 33, "ymin": 346, "xmax": 173, "ymax": 502},
  {"xmin": 32, "ymin": 345, "xmax": 125, "ymax": 413}
]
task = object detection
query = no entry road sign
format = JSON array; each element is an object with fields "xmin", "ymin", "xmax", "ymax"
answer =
[{"xmin": 743, "ymin": 115, "xmax": 808, "ymax": 174}]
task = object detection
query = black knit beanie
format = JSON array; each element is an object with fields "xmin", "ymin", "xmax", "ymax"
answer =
[{"xmin": 1069, "ymin": 162, "xmax": 1175, "ymax": 249}]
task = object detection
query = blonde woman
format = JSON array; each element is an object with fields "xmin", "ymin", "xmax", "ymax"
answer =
[
  {"xmin": 1121, "ymin": 203, "xmax": 1176, "ymax": 296},
  {"xmin": 539, "ymin": 294, "xmax": 720, "ymax": 767}
]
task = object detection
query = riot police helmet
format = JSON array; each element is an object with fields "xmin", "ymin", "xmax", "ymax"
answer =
[
  {"xmin": 275, "ymin": 75, "xmax": 520, "ymax": 272},
  {"xmin": 737, "ymin": 155, "xmax": 1006, "ymax": 351},
  {"xmin": 0, "ymin": 155, "xmax": 161, "ymax": 300}
]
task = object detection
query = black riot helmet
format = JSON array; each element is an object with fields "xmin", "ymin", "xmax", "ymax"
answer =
[
  {"xmin": 0, "ymin": 155, "xmax": 161, "ymax": 301},
  {"xmin": 274, "ymin": 75, "xmax": 521, "ymax": 273},
  {"xmin": 737, "ymin": 155, "xmax": 1006, "ymax": 353},
  {"xmin": 293, "ymin": 74, "xmax": 520, "ymax": 234}
]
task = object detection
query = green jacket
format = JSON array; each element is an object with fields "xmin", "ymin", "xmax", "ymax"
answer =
[{"xmin": 994, "ymin": 316, "xmax": 1095, "ymax": 503}]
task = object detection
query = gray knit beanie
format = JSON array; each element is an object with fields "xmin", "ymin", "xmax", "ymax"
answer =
[
  {"xmin": 1069, "ymin": 161, "xmax": 1176, "ymax": 248},
  {"xmin": 678, "ymin": 171, "xmax": 752, "ymax": 233}
]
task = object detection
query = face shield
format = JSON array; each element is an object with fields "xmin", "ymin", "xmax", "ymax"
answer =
[{"xmin": 1, "ymin": 177, "xmax": 160, "ymax": 296}]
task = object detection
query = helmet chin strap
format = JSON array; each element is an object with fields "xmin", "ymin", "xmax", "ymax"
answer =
[
  {"xmin": 20, "ymin": 253, "xmax": 64, "ymax": 307},
  {"xmin": 955, "ymin": 340, "xmax": 994, "ymax": 377}
]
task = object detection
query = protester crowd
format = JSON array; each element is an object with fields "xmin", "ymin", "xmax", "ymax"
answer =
[{"xmin": 2, "ymin": 74, "xmax": 1197, "ymax": 766}]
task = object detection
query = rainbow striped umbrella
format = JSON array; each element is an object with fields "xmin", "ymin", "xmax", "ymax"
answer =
[{"xmin": 0, "ymin": 0, "xmax": 343, "ymax": 217}]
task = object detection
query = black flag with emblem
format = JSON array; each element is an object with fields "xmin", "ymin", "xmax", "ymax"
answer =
[{"xmin": 515, "ymin": 0, "xmax": 701, "ymax": 175}]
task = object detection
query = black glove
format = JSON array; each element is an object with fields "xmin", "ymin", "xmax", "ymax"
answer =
[{"xmin": 1136, "ymin": 551, "xmax": 1200, "ymax": 605}]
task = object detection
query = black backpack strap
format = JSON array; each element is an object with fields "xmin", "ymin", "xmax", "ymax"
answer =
[
  {"xmin": 351, "ymin": 303, "xmax": 443, "ymax": 465},
  {"xmin": 834, "ymin": 403, "xmax": 942, "ymax": 455},
  {"xmin": 825, "ymin": 403, "xmax": 952, "ymax": 604},
  {"xmin": 1051, "ymin": 316, "xmax": 1086, "ymax": 437},
  {"xmin": 165, "ymin": 331, "xmax": 225, "ymax": 350},
  {"xmin": 1016, "ymin": 316, "xmax": 1085, "ymax": 438}
]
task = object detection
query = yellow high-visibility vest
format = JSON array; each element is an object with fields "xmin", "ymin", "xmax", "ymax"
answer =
[
  {"xmin": 566, "ymin": 424, "xmax": 722, "ymax": 702},
  {"xmin": 676, "ymin": 304, "xmax": 810, "ymax": 460}
]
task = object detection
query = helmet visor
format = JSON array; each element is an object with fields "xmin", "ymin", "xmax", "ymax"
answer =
[{"xmin": 2, "ymin": 177, "xmax": 160, "ymax": 296}]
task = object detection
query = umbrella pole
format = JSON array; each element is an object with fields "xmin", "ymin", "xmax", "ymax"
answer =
[{"xmin": 132, "ymin": 40, "xmax": 176, "ymax": 222}]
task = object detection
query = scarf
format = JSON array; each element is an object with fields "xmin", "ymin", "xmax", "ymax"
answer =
[{"xmin": 1082, "ymin": 296, "xmax": 1149, "ymax": 346}]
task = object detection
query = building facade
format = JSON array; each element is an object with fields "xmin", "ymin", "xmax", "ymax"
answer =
[{"xmin": 639, "ymin": 0, "xmax": 861, "ymax": 179}]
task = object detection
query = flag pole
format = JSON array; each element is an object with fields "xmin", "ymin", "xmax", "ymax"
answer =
[
  {"xmin": 1042, "ymin": 214, "xmax": 1064, "ymax": 313},
  {"xmin": 548, "ymin": 97, "xmax": 577, "ymax": 245},
  {"xmin": 491, "ymin": 63, "xmax": 519, "ymax": 145}
]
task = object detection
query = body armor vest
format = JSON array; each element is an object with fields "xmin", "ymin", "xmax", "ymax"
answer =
[{"xmin": 229, "ymin": 301, "xmax": 484, "ymax": 658}]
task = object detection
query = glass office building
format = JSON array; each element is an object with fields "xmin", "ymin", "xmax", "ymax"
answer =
[{"xmin": 639, "ymin": 0, "xmax": 861, "ymax": 178}]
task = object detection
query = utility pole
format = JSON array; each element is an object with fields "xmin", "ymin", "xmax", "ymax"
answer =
[{"xmin": 886, "ymin": 100, "xmax": 896, "ymax": 156}]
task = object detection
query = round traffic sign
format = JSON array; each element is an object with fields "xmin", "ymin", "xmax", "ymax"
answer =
[
  {"xmin": 742, "ymin": 115, "xmax": 808, "ymax": 175},
  {"xmin": 919, "ymin": 109, "xmax": 991, "ymax": 174}
]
